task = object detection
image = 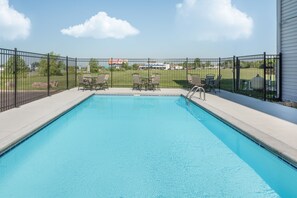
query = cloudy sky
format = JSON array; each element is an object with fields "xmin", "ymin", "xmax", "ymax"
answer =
[{"xmin": 0, "ymin": 0, "xmax": 276, "ymax": 58}]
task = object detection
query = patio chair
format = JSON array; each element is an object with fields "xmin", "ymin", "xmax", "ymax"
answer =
[
  {"xmin": 103, "ymin": 74, "xmax": 109, "ymax": 89},
  {"xmin": 132, "ymin": 74, "xmax": 143, "ymax": 90},
  {"xmin": 187, "ymin": 74, "xmax": 193, "ymax": 86},
  {"xmin": 78, "ymin": 76, "xmax": 91, "ymax": 90},
  {"xmin": 94, "ymin": 75, "xmax": 107, "ymax": 90},
  {"xmin": 191, "ymin": 75, "xmax": 205, "ymax": 88},
  {"xmin": 208, "ymin": 75, "xmax": 222, "ymax": 93},
  {"xmin": 148, "ymin": 75, "xmax": 160, "ymax": 90}
]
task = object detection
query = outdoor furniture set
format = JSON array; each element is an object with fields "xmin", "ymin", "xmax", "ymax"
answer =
[
  {"xmin": 188, "ymin": 74, "xmax": 222, "ymax": 93},
  {"xmin": 78, "ymin": 74, "xmax": 109, "ymax": 90},
  {"xmin": 132, "ymin": 73, "xmax": 160, "ymax": 91}
]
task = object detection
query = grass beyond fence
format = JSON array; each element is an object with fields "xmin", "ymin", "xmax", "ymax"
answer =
[{"xmin": 1, "ymin": 68, "xmax": 273, "ymax": 89}]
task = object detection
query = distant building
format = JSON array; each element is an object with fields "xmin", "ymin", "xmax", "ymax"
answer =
[
  {"xmin": 107, "ymin": 58, "xmax": 128, "ymax": 69},
  {"xmin": 173, "ymin": 65, "xmax": 183, "ymax": 70},
  {"xmin": 108, "ymin": 58, "xmax": 128, "ymax": 65},
  {"xmin": 139, "ymin": 63, "xmax": 170, "ymax": 70}
]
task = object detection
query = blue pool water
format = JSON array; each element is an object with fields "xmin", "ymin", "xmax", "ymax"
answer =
[{"xmin": 0, "ymin": 96, "xmax": 297, "ymax": 197}]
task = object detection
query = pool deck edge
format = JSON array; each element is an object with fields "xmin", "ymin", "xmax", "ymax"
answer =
[
  {"xmin": 0, "ymin": 89, "xmax": 94, "ymax": 156},
  {"xmin": 187, "ymin": 94, "xmax": 297, "ymax": 168}
]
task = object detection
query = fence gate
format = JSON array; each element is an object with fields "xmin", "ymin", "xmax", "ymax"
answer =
[{"xmin": 234, "ymin": 53, "xmax": 280, "ymax": 101}]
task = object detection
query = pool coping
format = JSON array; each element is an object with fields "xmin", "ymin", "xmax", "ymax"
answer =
[
  {"xmin": 0, "ymin": 91, "xmax": 94, "ymax": 156},
  {"xmin": 185, "ymin": 95, "xmax": 297, "ymax": 169}
]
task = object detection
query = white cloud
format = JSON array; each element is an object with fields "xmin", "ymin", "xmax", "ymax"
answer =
[
  {"xmin": 176, "ymin": 0, "xmax": 253, "ymax": 41},
  {"xmin": 0, "ymin": 0, "xmax": 31, "ymax": 40},
  {"xmin": 61, "ymin": 12, "xmax": 139, "ymax": 39}
]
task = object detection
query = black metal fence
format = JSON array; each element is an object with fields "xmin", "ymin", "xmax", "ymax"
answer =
[
  {"xmin": 234, "ymin": 53, "xmax": 281, "ymax": 101},
  {"xmin": 0, "ymin": 48, "xmax": 76, "ymax": 112},
  {"xmin": 0, "ymin": 47, "xmax": 281, "ymax": 112}
]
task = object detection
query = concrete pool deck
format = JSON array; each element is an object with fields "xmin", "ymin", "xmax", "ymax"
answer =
[{"xmin": 0, "ymin": 88, "xmax": 297, "ymax": 168}]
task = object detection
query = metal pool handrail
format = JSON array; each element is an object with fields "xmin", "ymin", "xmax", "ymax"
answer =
[{"xmin": 186, "ymin": 86, "xmax": 206, "ymax": 100}]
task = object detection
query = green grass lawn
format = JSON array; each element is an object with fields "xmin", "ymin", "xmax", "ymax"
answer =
[
  {"xmin": 107, "ymin": 68, "xmax": 269, "ymax": 88},
  {"xmin": 1, "ymin": 68, "xmax": 274, "ymax": 91},
  {"xmin": 0, "ymin": 73, "xmax": 76, "ymax": 90}
]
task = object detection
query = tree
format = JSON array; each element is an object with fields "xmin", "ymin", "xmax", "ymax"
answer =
[
  {"xmin": 267, "ymin": 58, "xmax": 276, "ymax": 67},
  {"xmin": 38, "ymin": 59, "xmax": 47, "ymax": 76},
  {"xmin": 89, "ymin": 58, "xmax": 99, "ymax": 73},
  {"xmin": 132, "ymin": 64, "xmax": 139, "ymax": 70},
  {"xmin": 222, "ymin": 60, "xmax": 233, "ymax": 68},
  {"xmin": 122, "ymin": 62, "xmax": 129, "ymax": 70},
  {"xmin": 5, "ymin": 56, "xmax": 29, "ymax": 74},
  {"xmin": 205, "ymin": 61, "xmax": 211, "ymax": 68},
  {"xmin": 240, "ymin": 61, "xmax": 252, "ymax": 68},
  {"xmin": 30, "ymin": 62, "xmax": 40, "ymax": 71},
  {"xmin": 38, "ymin": 52, "xmax": 64, "ymax": 76},
  {"xmin": 68, "ymin": 66, "xmax": 76, "ymax": 74},
  {"xmin": 182, "ymin": 61, "xmax": 187, "ymax": 68},
  {"xmin": 194, "ymin": 58, "xmax": 201, "ymax": 68}
]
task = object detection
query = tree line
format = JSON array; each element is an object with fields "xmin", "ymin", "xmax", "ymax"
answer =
[
  {"xmin": 1, "ymin": 52, "xmax": 68, "ymax": 76},
  {"xmin": 1, "ymin": 55, "xmax": 275, "ymax": 76}
]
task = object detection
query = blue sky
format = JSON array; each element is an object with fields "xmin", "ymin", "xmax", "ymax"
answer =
[{"xmin": 0, "ymin": 0, "xmax": 276, "ymax": 58}]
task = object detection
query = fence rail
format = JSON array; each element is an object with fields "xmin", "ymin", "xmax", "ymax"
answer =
[{"xmin": 0, "ymin": 47, "xmax": 281, "ymax": 112}]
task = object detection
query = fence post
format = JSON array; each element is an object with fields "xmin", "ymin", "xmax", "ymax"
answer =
[
  {"xmin": 110, "ymin": 58, "xmax": 113, "ymax": 87},
  {"xmin": 235, "ymin": 57, "xmax": 240, "ymax": 91},
  {"xmin": 263, "ymin": 52, "xmax": 267, "ymax": 101},
  {"xmin": 232, "ymin": 56, "xmax": 236, "ymax": 92},
  {"xmin": 47, "ymin": 53, "xmax": 50, "ymax": 96},
  {"xmin": 279, "ymin": 52, "xmax": 282, "ymax": 101},
  {"xmin": 75, "ymin": 58, "xmax": 77, "ymax": 87},
  {"xmin": 14, "ymin": 48, "xmax": 17, "ymax": 107},
  {"xmin": 66, "ymin": 56, "xmax": 69, "ymax": 90},
  {"xmin": 219, "ymin": 57, "xmax": 221, "ymax": 90},
  {"xmin": 186, "ymin": 57, "xmax": 188, "ymax": 81},
  {"xmin": 147, "ymin": 58, "xmax": 150, "ymax": 79}
]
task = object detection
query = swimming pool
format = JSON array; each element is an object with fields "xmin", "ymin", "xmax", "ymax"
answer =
[{"xmin": 0, "ymin": 95, "xmax": 296, "ymax": 197}]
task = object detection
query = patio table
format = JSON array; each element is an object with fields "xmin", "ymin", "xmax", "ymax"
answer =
[{"xmin": 141, "ymin": 76, "xmax": 153, "ymax": 90}]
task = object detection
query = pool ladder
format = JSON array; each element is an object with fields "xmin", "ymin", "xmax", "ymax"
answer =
[{"xmin": 186, "ymin": 86, "xmax": 206, "ymax": 100}]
